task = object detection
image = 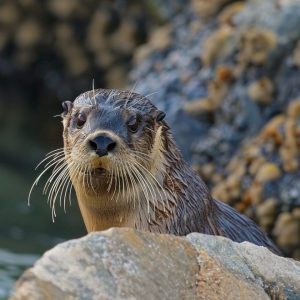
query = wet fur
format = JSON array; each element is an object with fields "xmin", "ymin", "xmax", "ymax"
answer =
[{"xmin": 60, "ymin": 89, "xmax": 281, "ymax": 255}]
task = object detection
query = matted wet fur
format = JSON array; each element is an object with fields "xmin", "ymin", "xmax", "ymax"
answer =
[{"xmin": 30, "ymin": 89, "xmax": 281, "ymax": 255}]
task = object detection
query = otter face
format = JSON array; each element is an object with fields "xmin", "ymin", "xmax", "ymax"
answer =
[{"xmin": 61, "ymin": 89, "xmax": 166, "ymax": 195}]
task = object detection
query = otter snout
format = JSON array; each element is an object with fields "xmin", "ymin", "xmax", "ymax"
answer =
[{"xmin": 89, "ymin": 135, "xmax": 116, "ymax": 157}]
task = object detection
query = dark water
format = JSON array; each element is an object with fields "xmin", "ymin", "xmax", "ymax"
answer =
[{"xmin": 0, "ymin": 134, "xmax": 86, "ymax": 298}]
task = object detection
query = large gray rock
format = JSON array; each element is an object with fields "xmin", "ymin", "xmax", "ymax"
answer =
[{"xmin": 10, "ymin": 228, "xmax": 300, "ymax": 300}]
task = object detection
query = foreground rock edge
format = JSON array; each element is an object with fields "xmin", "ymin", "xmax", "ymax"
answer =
[{"xmin": 10, "ymin": 228, "xmax": 300, "ymax": 300}]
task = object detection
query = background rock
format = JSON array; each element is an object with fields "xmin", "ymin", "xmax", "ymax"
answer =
[
  {"xmin": 129, "ymin": 0, "xmax": 300, "ymax": 259},
  {"xmin": 11, "ymin": 228, "xmax": 300, "ymax": 300}
]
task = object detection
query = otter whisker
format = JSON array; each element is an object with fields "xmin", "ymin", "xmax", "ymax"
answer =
[
  {"xmin": 124, "ymin": 161, "xmax": 138, "ymax": 208},
  {"xmin": 105, "ymin": 90, "xmax": 117, "ymax": 105},
  {"xmin": 107, "ymin": 163, "xmax": 115, "ymax": 193},
  {"xmin": 35, "ymin": 151, "xmax": 65, "ymax": 170},
  {"xmin": 67, "ymin": 175, "xmax": 73, "ymax": 206},
  {"xmin": 68, "ymin": 162, "xmax": 82, "ymax": 197},
  {"xmin": 130, "ymin": 164, "xmax": 152, "ymax": 219},
  {"xmin": 48, "ymin": 167, "xmax": 69, "ymax": 221},
  {"xmin": 88, "ymin": 166, "xmax": 97, "ymax": 195},
  {"xmin": 82, "ymin": 165, "xmax": 90, "ymax": 199},
  {"xmin": 131, "ymin": 150, "xmax": 153, "ymax": 162},
  {"xmin": 48, "ymin": 147, "xmax": 65, "ymax": 153},
  {"xmin": 124, "ymin": 161, "xmax": 136, "ymax": 206},
  {"xmin": 80, "ymin": 165, "xmax": 87, "ymax": 197},
  {"xmin": 127, "ymin": 164, "xmax": 142, "ymax": 211},
  {"xmin": 28, "ymin": 158, "xmax": 67, "ymax": 206},
  {"xmin": 48, "ymin": 164, "xmax": 69, "ymax": 208},
  {"xmin": 83, "ymin": 164, "xmax": 91, "ymax": 191},
  {"xmin": 126, "ymin": 80, "xmax": 139, "ymax": 109},
  {"xmin": 92, "ymin": 78, "xmax": 97, "ymax": 106},
  {"xmin": 58, "ymin": 166, "xmax": 74, "ymax": 211},
  {"xmin": 115, "ymin": 162, "xmax": 122, "ymax": 202},
  {"xmin": 134, "ymin": 165, "xmax": 157, "ymax": 222},
  {"xmin": 119, "ymin": 161, "xmax": 127, "ymax": 202},
  {"xmin": 63, "ymin": 175, "xmax": 73, "ymax": 212},
  {"xmin": 144, "ymin": 90, "xmax": 161, "ymax": 99},
  {"xmin": 111, "ymin": 163, "xmax": 119, "ymax": 200},
  {"xmin": 88, "ymin": 165, "xmax": 97, "ymax": 195},
  {"xmin": 132, "ymin": 159, "xmax": 169, "ymax": 212},
  {"xmin": 55, "ymin": 168, "xmax": 70, "ymax": 209},
  {"xmin": 41, "ymin": 153, "xmax": 66, "ymax": 170},
  {"xmin": 43, "ymin": 160, "xmax": 69, "ymax": 196},
  {"xmin": 132, "ymin": 161, "xmax": 161, "ymax": 217},
  {"xmin": 122, "ymin": 160, "xmax": 133, "ymax": 205}
]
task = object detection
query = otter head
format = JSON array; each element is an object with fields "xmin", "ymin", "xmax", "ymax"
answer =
[{"xmin": 61, "ymin": 89, "xmax": 168, "ymax": 231}]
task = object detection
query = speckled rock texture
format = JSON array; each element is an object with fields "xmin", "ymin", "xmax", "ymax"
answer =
[
  {"xmin": 130, "ymin": 0, "xmax": 300, "ymax": 259},
  {"xmin": 10, "ymin": 229, "xmax": 300, "ymax": 300}
]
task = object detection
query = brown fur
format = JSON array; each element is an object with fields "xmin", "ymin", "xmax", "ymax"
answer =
[{"xmin": 61, "ymin": 89, "xmax": 281, "ymax": 255}]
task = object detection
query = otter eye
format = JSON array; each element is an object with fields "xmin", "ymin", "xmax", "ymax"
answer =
[
  {"xmin": 76, "ymin": 113, "xmax": 86, "ymax": 129},
  {"xmin": 127, "ymin": 115, "xmax": 139, "ymax": 133}
]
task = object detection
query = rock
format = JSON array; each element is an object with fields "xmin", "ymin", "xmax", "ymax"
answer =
[
  {"xmin": 188, "ymin": 233, "xmax": 300, "ymax": 299},
  {"xmin": 11, "ymin": 229, "xmax": 199, "ymax": 300},
  {"xmin": 248, "ymin": 78, "xmax": 274, "ymax": 105},
  {"xmin": 292, "ymin": 40, "xmax": 300, "ymax": 68},
  {"xmin": 129, "ymin": 0, "xmax": 300, "ymax": 258},
  {"xmin": 273, "ymin": 211, "xmax": 300, "ymax": 250},
  {"xmin": 255, "ymin": 163, "xmax": 281, "ymax": 183},
  {"xmin": 256, "ymin": 198, "xmax": 277, "ymax": 231},
  {"xmin": 201, "ymin": 27, "xmax": 233, "ymax": 65},
  {"xmin": 212, "ymin": 99, "xmax": 300, "ymax": 257},
  {"xmin": 192, "ymin": 0, "xmax": 236, "ymax": 20},
  {"xmin": 237, "ymin": 27, "xmax": 277, "ymax": 67},
  {"xmin": 11, "ymin": 229, "xmax": 300, "ymax": 300}
]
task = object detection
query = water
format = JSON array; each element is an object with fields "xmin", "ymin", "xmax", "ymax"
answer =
[
  {"xmin": 0, "ymin": 154, "xmax": 86, "ymax": 299},
  {"xmin": 0, "ymin": 249, "xmax": 38, "ymax": 299}
]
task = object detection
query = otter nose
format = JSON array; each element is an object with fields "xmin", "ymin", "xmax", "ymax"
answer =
[{"xmin": 89, "ymin": 136, "xmax": 116, "ymax": 157}]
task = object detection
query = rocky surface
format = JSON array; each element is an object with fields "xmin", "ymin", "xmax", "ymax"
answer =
[
  {"xmin": 212, "ymin": 99, "xmax": 300, "ymax": 259},
  {"xmin": 129, "ymin": 0, "xmax": 300, "ymax": 259},
  {"xmin": 10, "ymin": 228, "xmax": 300, "ymax": 300}
]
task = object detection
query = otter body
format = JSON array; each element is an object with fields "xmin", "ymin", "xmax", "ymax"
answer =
[{"xmin": 60, "ymin": 89, "xmax": 280, "ymax": 255}]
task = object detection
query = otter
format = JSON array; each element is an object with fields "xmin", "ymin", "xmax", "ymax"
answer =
[{"xmin": 33, "ymin": 89, "xmax": 281, "ymax": 255}]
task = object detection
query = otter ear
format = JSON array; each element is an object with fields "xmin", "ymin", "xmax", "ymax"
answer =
[
  {"xmin": 61, "ymin": 101, "xmax": 73, "ymax": 117},
  {"xmin": 153, "ymin": 110, "xmax": 166, "ymax": 122}
]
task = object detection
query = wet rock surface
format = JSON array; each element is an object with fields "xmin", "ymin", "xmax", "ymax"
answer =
[
  {"xmin": 10, "ymin": 228, "xmax": 300, "ymax": 300},
  {"xmin": 129, "ymin": 0, "xmax": 300, "ymax": 259}
]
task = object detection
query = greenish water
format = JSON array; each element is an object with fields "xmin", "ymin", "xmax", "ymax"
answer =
[
  {"xmin": 0, "ymin": 134, "xmax": 86, "ymax": 299},
  {"xmin": 0, "ymin": 249, "xmax": 38, "ymax": 299}
]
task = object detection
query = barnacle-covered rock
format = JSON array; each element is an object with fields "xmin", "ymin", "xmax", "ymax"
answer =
[{"xmin": 130, "ymin": 0, "xmax": 300, "ymax": 258}]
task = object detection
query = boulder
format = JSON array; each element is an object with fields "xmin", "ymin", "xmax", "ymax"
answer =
[{"xmin": 11, "ymin": 228, "xmax": 300, "ymax": 300}]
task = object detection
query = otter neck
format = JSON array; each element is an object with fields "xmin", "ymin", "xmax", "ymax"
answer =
[{"xmin": 75, "ymin": 186, "xmax": 137, "ymax": 232}]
